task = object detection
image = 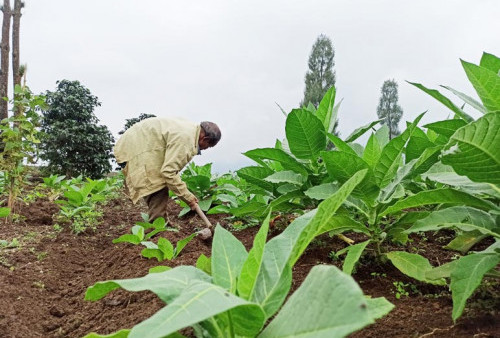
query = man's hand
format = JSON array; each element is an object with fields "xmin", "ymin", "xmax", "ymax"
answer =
[{"xmin": 188, "ymin": 197, "xmax": 199, "ymax": 210}]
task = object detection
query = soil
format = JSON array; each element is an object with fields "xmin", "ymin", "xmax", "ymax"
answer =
[{"xmin": 0, "ymin": 189, "xmax": 499, "ymax": 338}]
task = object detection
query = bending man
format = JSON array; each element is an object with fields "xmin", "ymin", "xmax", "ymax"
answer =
[{"xmin": 114, "ymin": 117, "xmax": 221, "ymax": 222}]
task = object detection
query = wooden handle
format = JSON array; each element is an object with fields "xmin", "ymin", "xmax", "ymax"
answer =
[{"xmin": 195, "ymin": 204, "xmax": 213, "ymax": 229}]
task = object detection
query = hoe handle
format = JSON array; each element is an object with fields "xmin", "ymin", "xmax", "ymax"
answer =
[{"xmin": 195, "ymin": 204, "xmax": 212, "ymax": 229}]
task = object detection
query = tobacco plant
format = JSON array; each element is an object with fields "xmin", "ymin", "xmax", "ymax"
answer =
[
  {"xmin": 55, "ymin": 177, "xmax": 122, "ymax": 233},
  {"xmin": 332, "ymin": 51, "xmax": 500, "ymax": 321},
  {"xmin": 84, "ymin": 171, "xmax": 394, "ymax": 338},
  {"xmin": 176, "ymin": 162, "xmax": 253, "ymax": 218},
  {"xmin": 391, "ymin": 51, "xmax": 500, "ymax": 321}
]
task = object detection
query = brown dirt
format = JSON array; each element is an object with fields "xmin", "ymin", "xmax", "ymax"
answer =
[{"xmin": 0, "ymin": 190, "xmax": 498, "ymax": 338}]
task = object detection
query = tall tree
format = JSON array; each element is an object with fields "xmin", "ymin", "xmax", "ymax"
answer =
[
  {"xmin": 40, "ymin": 80, "xmax": 114, "ymax": 178},
  {"xmin": 11, "ymin": 0, "xmax": 23, "ymax": 100},
  {"xmin": 0, "ymin": 0, "xmax": 11, "ymax": 120},
  {"xmin": 376, "ymin": 79, "xmax": 403, "ymax": 139},
  {"xmin": 300, "ymin": 34, "xmax": 336, "ymax": 108}
]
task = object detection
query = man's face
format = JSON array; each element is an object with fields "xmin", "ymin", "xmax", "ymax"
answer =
[{"xmin": 199, "ymin": 137, "xmax": 215, "ymax": 151}]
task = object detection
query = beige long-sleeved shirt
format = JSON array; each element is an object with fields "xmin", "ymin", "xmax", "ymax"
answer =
[{"xmin": 114, "ymin": 117, "xmax": 200, "ymax": 203}]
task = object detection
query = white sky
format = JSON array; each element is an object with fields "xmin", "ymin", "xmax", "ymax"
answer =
[{"xmin": 19, "ymin": 0, "xmax": 500, "ymax": 173}]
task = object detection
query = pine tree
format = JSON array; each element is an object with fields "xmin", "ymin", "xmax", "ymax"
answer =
[
  {"xmin": 300, "ymin": 34, "xmax": 336, "ymax": 108},
  {"xmin": 376, "ymin": 79, "xmax": 403, "ymax": 139}
]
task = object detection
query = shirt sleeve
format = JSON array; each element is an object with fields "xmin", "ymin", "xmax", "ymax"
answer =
[{"xmin": 160, "ymin": 140, "xmax": 196, "ymax": 203}]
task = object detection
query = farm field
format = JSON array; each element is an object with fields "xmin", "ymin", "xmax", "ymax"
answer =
[
  {"xmin": 0, "ymin": 185, "xmax": 498, "ymax": 338},
  {"xmin": 0, "ymin": 2, "xmax": 499, "ymax": 336}
]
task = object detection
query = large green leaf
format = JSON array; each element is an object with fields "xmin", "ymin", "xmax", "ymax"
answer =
[
  {"xmin": 386, "ymin": 251, "xmax": 446, "ymax": 285},
  {"xmin": 264, "ymin": 170, "xmax": 305, "ymax": 185},
  {"xmin": 337, "ymin": 240, "xmax": 371, "ymax": 275},
  {"xmin": 480, "ymin": 52, "xmax": 500, "ymax": 74},
  {"xmin": 409, "ymin": 145, "xmax": 442, "ymax": 178},
  {"xmin": 129, "ymin": 280, "xmax": 266, "ymax": 338},
  {"xmin": 237, "ymin": 166, "xmax": 275, "ymax": 192},
  {"xmin": 374, "ymin": 113, "xmax": 424, "ymax": 188},
  {"xmin": 251, "ymin": 170, "xmax": 367, "ymax": 318},
  {"xmin": 461, "ymin": 60, "xmax": 500, "ymax": 113},
  {"xmin": 405, "ymin": 127, "xmax": 434, "ymax": 162},
  {"xmin": 363, "ymin": 132, "xmax": 382, "ymax": 168},
  {"xmin": 408, "ymin": 81, "xmax": 473, "ymax": 122},
  {"xmin": 442, "ymin": 85, "xmax": 487, "ymax": 114},
  {"xmin": 244, "ymin": 148, "xmax": 309, "ymax": 175},
  {"xmin": 445, "ymin": 230, "xmax": 489, "ymax": 254},
  {"xmin": 425, "ymin": 260, "xmax": 459, "ymax": 281},
  {"xmin": 422, "ymin": 163, "xmax": 499, "ymax": 198},
  {"xmin": 378, "ymin": 159, "xmax": 418, "ymax": 203},
  {"xmin": 285, "ymin": 109, "xmax": 326, "ymax": 159},
  {"xmin": 290, "ymin": 169, "xmax": 368, "ymax": 265},
  {"xmin": 323, "ymin": 151, "xmax": 379, "ymax": 204},
  {"xmin": 212, "ymin": 225, "xmax": 248, "ymax": 292},
  {"xmin": 238, "ymin": 213, "xmax": 271, "ymax": 300},
  {"xmin": 259, "ymin": 265, "xmax": 393, "ymax": 338},
  {"xmin": 316, "ymin": 86, "xmax": 336, "ymax": 132},
  {"xmin": 404, "ymin": 206, "xmax": 499, "ymax": 238},
  {"xmin": 317, "ymin": 215, "xmax": 370, "ymax": 236},
  {"xmin": 250, "ymin": 212, "xmax": 311, "ymax": 317},
  {"xmin": 375, "ymin": 125, "xmax": 390, "ymax": 148},
  {"xmin": 344, "ymin": 120, "xmax": 382, "ymax": 143},
  {"xmin": 327, "ymin": 133, "xmax": 358, "ymax": 155},
  {"xmin": 85, "ymin": 266, "xmax": 210, "ymax": 303},
  {"xmin": 450, "ymin": 253, "xmax": 500, "ymax": 321},
  {"xmin": 304, "ymin": 182, "xmax": 339, "ymax": 200},
  {"xmin": 424, "ymin": 119, "xmax": 468, "ymax": 138},
  {"xmin": 229, "ymin": 200, "xmax": 267, "ymax": 218},
  {"xmin": 380, "ymin": 188, "xmax": 497, "ymax": 217},
  {"xmin": 441, "ymin": 113, "xmax": 500, "ymax": 185}
]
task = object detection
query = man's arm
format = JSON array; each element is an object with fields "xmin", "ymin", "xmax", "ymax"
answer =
[{"xmin": 160, "ymin": 141, "xmax": 197, "ymax": 206}]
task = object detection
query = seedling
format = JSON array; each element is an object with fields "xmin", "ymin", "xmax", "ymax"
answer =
[{"xmin": 141, "ymin": 233, "xmax": 197, "ymax": 262}]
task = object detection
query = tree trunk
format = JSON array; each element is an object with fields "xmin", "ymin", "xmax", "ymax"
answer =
[
  {"xmin": 12, "ymin": 0, "xmax": 21, "ymax": 101},
  {"xmin": 0, "ymin": 0, "xmax": 11, "ymax": 121}
]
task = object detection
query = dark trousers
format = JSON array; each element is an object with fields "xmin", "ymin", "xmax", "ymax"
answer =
[{"xmin": 143, "ymin": 187, "xmax": 170, "ymax": 222}]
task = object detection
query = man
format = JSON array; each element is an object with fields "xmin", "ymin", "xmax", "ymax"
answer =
[{"xmin": 114, "ymin": 117, "xmax": 221, "ymax": 222}]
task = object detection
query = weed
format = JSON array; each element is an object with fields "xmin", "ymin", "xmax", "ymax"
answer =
[{"xmin": 32, "ymin": 281, "xmax": 45, "ymax": 289}]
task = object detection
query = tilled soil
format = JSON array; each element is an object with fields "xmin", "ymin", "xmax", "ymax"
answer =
[{"xmin": 0, "ymin": 191, "xmax": 498, "ymax": 338}]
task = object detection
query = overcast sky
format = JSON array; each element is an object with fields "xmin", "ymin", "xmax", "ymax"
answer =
[{"xmin": 19, "ymin": 0, "xmax": 500, "ymax": 173}]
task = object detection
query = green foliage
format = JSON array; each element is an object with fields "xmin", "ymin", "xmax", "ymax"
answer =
[
  {"xmin": 441, "ymin": 113, "xmax": 500, "ymax": 185},
  {"xmin": 0, "ymin": 86, "xmax": 45, "ymax": 213},
  {"xmin": 85, "ymin": 180, "xmax": 393, "ymax": 337},
  {"xmin": 118, "ymin": 113, "xmax": 156, "ymax": 135},
  {"xmin": 141, "ymin": 233, "xmax": 197, "ymax": 262},
  {"xmin": 40, "ymin": 80, "xmax": 114, "ymax": 178},
  {"xmin": 0, "ymin": 207, "xmax": 10, "ymax": 217},
  {"xmin": 113, "ymin": 217, "xmax": 178, "ymax": 244},
  {"xmin": 301, "ymin": 34, "xmax": 336, "ymax": 109},
  {"xmin": 376, "ymin": 79, "xmax": 404, "ymax": 139},
  {"xmin": 55, "ymin": 176, "xmax": 122, "ymax": 233}
]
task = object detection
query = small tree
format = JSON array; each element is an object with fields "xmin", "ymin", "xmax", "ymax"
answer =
[
  {"xmin": 0, "ymin": 85, "xmax": 45, "ymax": 214},
  {"xmin": 376, "ymin": 79, "xmax": 403, "ymax": 139},
  {"xmin": 40, "ymin": 80, "xmax": 114, "ymax": 178},
  {"xmin": 118, "ymin": 113, "xmax": 156, "ymax": 135},
  {"xmin": 300, "ymin": 34, "xmax": 336, "ymax": 108}
]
